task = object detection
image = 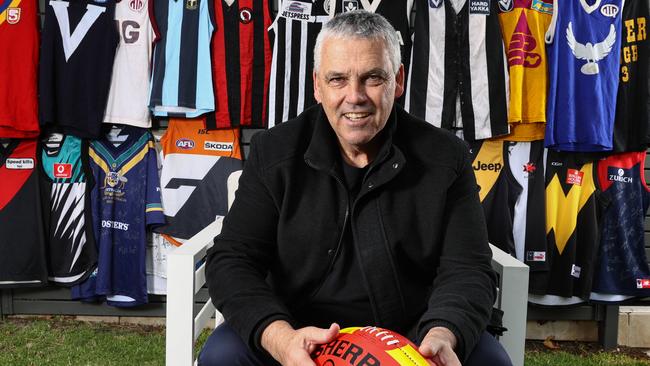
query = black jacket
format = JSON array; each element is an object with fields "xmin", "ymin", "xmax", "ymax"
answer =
[{"xmin": 206, "ymin": 105, "xmax": 497, "ymax": 361}]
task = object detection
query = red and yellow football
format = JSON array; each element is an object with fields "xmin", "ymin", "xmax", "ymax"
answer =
[{"xmin": 312, "ymin": 326, "xmax": 430, "ymax": 365}]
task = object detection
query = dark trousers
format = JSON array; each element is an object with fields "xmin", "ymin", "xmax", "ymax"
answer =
[{"xmin": 198, "ymin": 323, "xmax": 513, "ymax": 366}]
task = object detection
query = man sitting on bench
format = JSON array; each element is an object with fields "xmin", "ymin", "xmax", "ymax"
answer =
[{"xmin": 199, "ymin": 10, "xmax": 512, "ymax": 366}]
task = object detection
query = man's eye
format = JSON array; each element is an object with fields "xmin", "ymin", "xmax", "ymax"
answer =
[
  {"xmin": 328, "ymin": 77, "xmax": 346, "ymax": 85},
  {"xmin": 366, "ymin": 75, "xmax": 385, "ymax": 85}
]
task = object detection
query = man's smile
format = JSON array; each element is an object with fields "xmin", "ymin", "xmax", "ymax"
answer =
[{"xmin": 342, "ymin": 112, "xmax": 372, "ymax": 121}]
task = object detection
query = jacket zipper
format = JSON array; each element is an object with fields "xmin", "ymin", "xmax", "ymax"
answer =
[{"xmin": 305, "ymin": 158, "xmax": 350, "ymax": 299}]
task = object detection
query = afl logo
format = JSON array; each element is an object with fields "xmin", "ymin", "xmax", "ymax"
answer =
[
  {"xmin": 600, "ymin": 4, "xmax": 619, "ymax": 17},
  {"xmin": 176, "ymin": 138, "xmax": 195, "ymax": 149},
  {"xmin": 240, "ymin": 7, "xmax": 252, "ymax": 24},
  {"xmin": 7, "ymin": 8, "xmax": 21, "ymax": 24},
  {"xmin": 129, "ymin": 0, "xmax": 144, "ymax": 12}
]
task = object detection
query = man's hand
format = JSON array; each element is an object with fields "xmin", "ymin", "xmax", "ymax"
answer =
[
  {"xmin": 418, "ymin": 327, "xmax": 461, "ymax": 366},
  {"xmin": 261, "ymin": 320, "xmax": 340, "ymax": 366}
]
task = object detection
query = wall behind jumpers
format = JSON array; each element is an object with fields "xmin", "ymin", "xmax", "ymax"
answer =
[{"xmin": 1, "ymin": 0, "xmax": 647, "ymax": 351}]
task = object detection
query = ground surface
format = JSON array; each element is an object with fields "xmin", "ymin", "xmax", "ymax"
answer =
[
  {"xmin": 2, "ymin": 316, "xmax": 650, "ymax": 365},
  {"xmin": 526, "ymin": 339, "xmax": 650, "ymax": 364}
]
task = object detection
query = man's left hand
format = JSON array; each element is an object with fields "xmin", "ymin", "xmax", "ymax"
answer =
[{"xmin": 418, "ymin": 327, "xmax": 461, "ymax": 366}]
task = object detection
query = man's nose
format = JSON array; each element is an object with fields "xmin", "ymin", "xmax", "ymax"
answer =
[{"xmin": 344, "ymin": 79, "xmax": 368, "ymax": 104}]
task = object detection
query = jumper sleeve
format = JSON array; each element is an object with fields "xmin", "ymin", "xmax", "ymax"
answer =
[{"xmin": 144, "ymin": 139, "xmax": 165, "ymax": 227}]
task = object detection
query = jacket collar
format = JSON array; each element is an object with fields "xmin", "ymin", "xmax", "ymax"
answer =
[{"xmin": 303, "ymin": 105, "xmax": 400, "ymax": 175}]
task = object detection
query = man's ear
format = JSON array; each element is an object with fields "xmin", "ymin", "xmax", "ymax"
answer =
[
  {"xmin": 394, "ymin": 64, "xmax": 405, "ymax": 99},
  {"xmin": 313, "ymin": 71, "xmax": 322, "ymax": 103}
]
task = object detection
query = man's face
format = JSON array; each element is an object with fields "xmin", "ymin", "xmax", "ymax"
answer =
[{"xmin": 313, "ymin": 36, "xmax": 404, "ymax": 153}]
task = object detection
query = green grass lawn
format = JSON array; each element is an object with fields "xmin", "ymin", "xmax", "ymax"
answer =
[
  {"xmin": 0, "ymin": 317, "xmax": 165, "ymax": 366},
  {"xmin": 525, "ymin": 349, "xmax": 650, "ymax": 366},
  {"xmin": 0, "ymin": 317, "xmax": 648, "ymax": 365}
]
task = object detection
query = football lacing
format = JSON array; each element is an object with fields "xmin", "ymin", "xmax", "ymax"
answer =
[{"xmin": 359, "ymin": 326, "xmax": 401, "ymax": 346}]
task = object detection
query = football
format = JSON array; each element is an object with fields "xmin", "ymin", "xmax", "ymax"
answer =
[{"xmin": 312, "ymin": 326, "xmax": 430, "ymax": 365}]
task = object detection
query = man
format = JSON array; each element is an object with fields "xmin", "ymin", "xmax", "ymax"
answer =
[{"xmin": 200, "ymin": 10, "xmax": 511, "ymax": 366}]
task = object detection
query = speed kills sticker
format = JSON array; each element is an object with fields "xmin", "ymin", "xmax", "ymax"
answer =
[{"xmin": 5, "ymin": 158, "xmax": 34, "ymax": 170}]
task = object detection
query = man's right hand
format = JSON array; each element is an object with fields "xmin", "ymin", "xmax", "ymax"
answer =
[{"xmin": 261, "ymin": 320, "xmax": 340, "ymax": 366}]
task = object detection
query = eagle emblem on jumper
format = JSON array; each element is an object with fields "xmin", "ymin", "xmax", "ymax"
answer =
[{"xmin": 566, "ymin": 22, "xmax": 616, "ymax": 75}]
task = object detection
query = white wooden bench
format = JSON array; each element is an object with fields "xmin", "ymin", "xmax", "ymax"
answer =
[
  {"xmin": 165, "ymin": 176, "xmax": 530, "ymax": 366},
  {"xmin": 166, "ymin": 217, "xmax": 226, "ymax": 366}
]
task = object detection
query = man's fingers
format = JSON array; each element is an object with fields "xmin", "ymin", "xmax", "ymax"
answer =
[
  {"xmin": 419, "ymin": 343, "xmax": 444, "ymax": 366},
  {"xmin": 418, "ymin": 327, "xmax": 460, "ymax": 366},
  {"xmin": 419, "ymin": 333, "xmax": 443, "ymax": 357},
  {"xmin": 439, "ymin": 346, "xmax": 461, "ymax": 366},
  {"xmin": 419, "ymin": 340, "xmax": 440, "ymax": 358},
  {"xmin": 306, "ymin": 323, "xmax": 340, "ymax": 344},
  {"xmin": 325, "ymin": 323, "xmax": 341, "ymax": 339},
  {"xmin": 427, "ymin": 343, "xmax": 458, "ymax": 366},
  {"xmin": 419, "ymin": 339, "xmax": 461, "ymax": 366}
]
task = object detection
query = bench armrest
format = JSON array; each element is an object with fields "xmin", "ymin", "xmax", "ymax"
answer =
[
  {"xmin": 490, "ymin": 244, "xmax": 529, "ymax": 366},
  {"xmin": 165, "ymin": 218, "xmax": 224, "ymax": 366}
]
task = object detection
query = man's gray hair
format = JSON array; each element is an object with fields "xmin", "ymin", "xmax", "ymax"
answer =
[{"xmin": 313, "ymin": 10, "xmax": 401, "ymax": 74}]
